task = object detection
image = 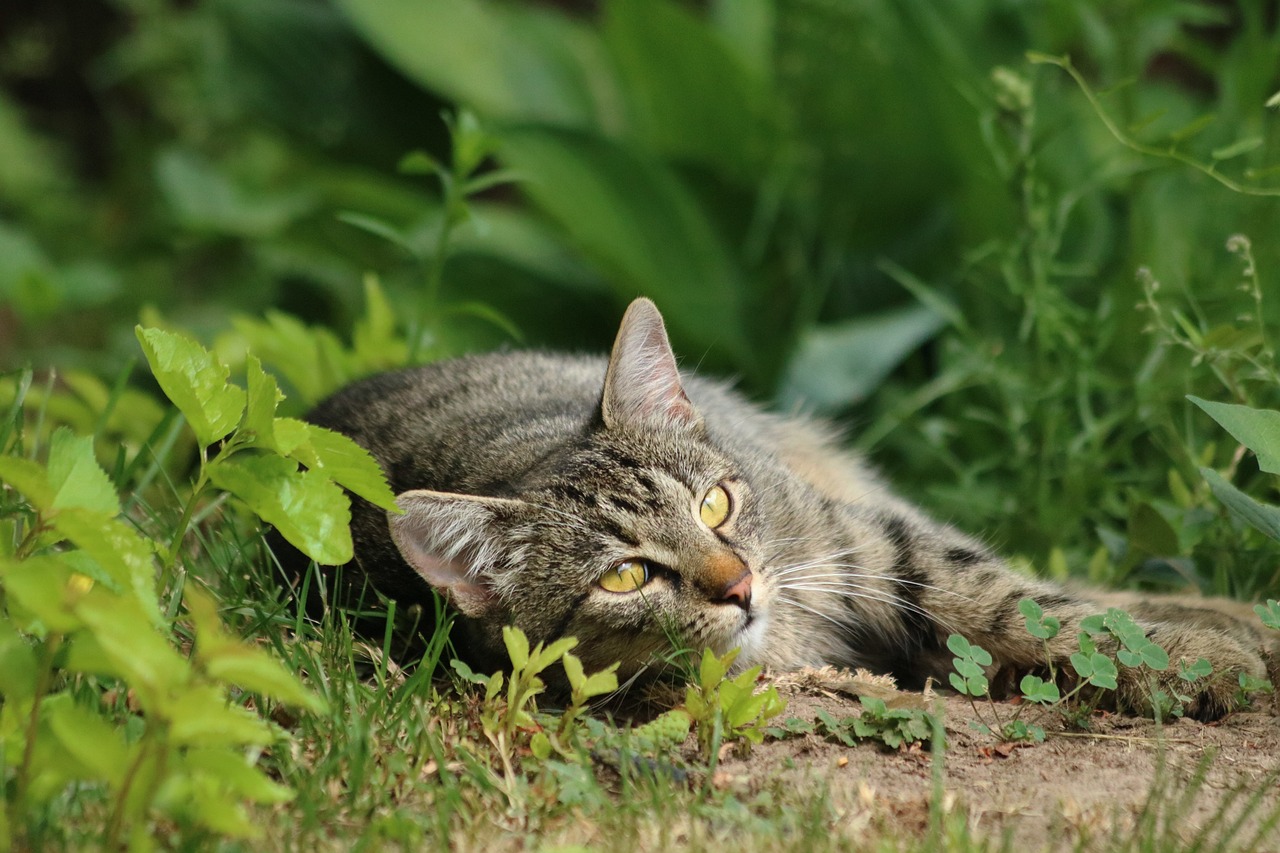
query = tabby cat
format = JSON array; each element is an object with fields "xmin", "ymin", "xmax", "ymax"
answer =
[{"xmin": 289, "ymin": 298, "xmax": 1273, "ymax": 720}]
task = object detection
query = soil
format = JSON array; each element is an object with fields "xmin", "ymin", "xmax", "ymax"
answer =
[{"xmin": 705, "ymin": 670, "xmax": 1280, "ymax": 851}]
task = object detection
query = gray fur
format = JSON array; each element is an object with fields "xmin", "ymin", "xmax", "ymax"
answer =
[{"xmin": 293, "ymin": 299, "xmax": 1274, "ymax": 720}]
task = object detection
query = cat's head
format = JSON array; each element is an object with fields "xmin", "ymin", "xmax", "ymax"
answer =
[{"xmin": 387, "ymin": 299, "xmax": 771, "ymax": 680}]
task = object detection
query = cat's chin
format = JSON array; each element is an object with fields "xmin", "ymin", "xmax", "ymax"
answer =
[{"xmin": 723, "ymin": 610, "xmax": 771, "ymax": 670}]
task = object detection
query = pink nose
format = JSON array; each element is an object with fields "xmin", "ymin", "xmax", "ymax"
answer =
[{"xmin": 719, "ymin": 572, "xmax": 752, "ymax": 611}]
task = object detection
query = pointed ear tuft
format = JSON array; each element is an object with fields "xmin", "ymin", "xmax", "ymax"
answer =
[
  {"xmin": 388, "ymin": 490, "xmax": 524, "ymax": 617},
  {"xmin": 600, "ymin": 298, "xmax": 702, "ymax": 431}
]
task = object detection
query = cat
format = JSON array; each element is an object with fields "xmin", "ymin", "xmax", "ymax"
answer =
[{"xmin": 285, "ymin": 298, "xmax": 1274, "ymax": 721}]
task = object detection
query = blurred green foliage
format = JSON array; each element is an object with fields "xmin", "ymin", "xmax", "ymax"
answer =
[{"xmin": 3, "ymin": 0, "xmax": 1280, "ymax": 596}]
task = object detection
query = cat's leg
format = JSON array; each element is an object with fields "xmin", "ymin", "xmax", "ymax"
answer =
[{"xmin": 832, "ymin": 505, "xmax": 1272, "ymax": 721}]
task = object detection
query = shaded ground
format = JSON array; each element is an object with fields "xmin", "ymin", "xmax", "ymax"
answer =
[{"xmin": 704, "ymin": 673, "xmax": 1280, "ymax": 851}]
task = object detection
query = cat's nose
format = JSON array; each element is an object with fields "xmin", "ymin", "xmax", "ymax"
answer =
[{"xmin": 718, "ymin": 571, "xmax": 753, "ymax": 611}]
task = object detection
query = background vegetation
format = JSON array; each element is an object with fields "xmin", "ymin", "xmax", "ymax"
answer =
[{"xmin": 2, "ymin": 0, "xmax": 1279, "ymax": 848}]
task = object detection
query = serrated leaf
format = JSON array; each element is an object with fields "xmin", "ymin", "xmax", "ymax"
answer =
[
  {"xmin": 207, "ymin": 454, "xmax": 352, "ymax": 565},
  {"xmin": 1188, "ymin": 397, "xmax": 1280, "ymax": 474},
  {"xmin": 53, "ymin": 509, "xmax": 163, "ymax": 626},
  {"xmin": 136, "ymin": 327, "xmax": 246, "ymax": 447},
  {"xmin": 242, "ymin": 356, "xmax": 282, "ymax": 451},
  {"xmin": 46, "ymin": 428, "xmax": 119, "ymax": 514},
  {"xmin": 295, "ymin": 425, "xmax": 399, "ymax": 512}
]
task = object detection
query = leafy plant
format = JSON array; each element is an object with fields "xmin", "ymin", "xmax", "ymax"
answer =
[
  {"xmin": 816, "ymin": 698, "xmax": 935, "ymax": 752},
  {"xmin": 0, "ymin": 401, "xmax": 325, "ymax": 846},
  {"xmin": 450, "ymin": 626, "xmax": 618, "ymax": 774},
  {"xmin": 682, "ymin": 648, "xmax": 785, "ymax": 760}
]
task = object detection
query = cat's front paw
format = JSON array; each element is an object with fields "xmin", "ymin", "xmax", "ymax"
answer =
[{"xmin": 1117, "ymin": 624, "xmax": 1268, "ymax": 722}]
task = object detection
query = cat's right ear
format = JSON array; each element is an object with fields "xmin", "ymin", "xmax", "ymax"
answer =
[
  {"xmin": 388, "ymin": 490, "xmax": 525, "ymax": 617},
  {"xmin": 600, "ymin": 298, "xmax": 703, "ymax": 431}
]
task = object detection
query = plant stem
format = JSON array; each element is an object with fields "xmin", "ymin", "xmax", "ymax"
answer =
[{"xmin": 12, "ymin": 634, "xmax": 62, "ymax": 836}]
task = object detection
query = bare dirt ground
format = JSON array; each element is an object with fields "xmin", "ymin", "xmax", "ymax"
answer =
[{"xmin": 707, "ymin": 673, "xmax": 1280, "ymax": 851}]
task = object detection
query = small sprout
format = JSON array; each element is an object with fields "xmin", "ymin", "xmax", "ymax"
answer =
[
  {"xmin": 1255, "ymin": 600, "xmax": 1280, "ymax": 631},
  {"xmin": 1019, "ymin": 598, "xmax": 1060, "ymax": 640},
  {"xmin": 1178, "ymin": 658, "xmax": 1213, "ymax": 683},
  {"xmin": 947, "ymin": 634, "xmax": 992, "ymax": 697}
]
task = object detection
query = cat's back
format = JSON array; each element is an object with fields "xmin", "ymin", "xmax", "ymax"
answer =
[{"xmin": 307, "ymin": 351, "xmax": 609, "ymax": 493}]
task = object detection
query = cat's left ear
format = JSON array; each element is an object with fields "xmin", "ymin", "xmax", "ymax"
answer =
[
  {"xmin": 600, "ymin": 298, "xmax": 703, "ymax": 431},
  {"xmin": 388, "ymin": 490, "xmax": 526, "ymax": 617}
]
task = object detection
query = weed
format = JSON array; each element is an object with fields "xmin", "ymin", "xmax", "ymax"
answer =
[
  {"xmin": 815, "ymin": 698, "xmax": 935, "ymax": 751},
  {"xmin": 682, "ymin": 648, "xmax": 786, "ymax": 760}
]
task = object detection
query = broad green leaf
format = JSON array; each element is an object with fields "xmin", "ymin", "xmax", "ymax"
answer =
[
  {"xmin": 0, "ymin": 455, "xmax": 54, "ymax": 508},
  {"xmin": 778, "ymin": 304, "xmax": 945, "ymax": 413},
  {"xmin": 53, "ymin": 509, "xmax": 162, "ymax": 625},
  {"xmin": 242, "ymin": 356, "xmax": 283, "ymax": 451},
  {"xmin": 337, "ymin": 0, "xmax": 610, "ymax": 129},
  {"xmin": 187, "ymin": 586, "xmax": 326, "ymax": 712},
  {"xmin": 232, "ymin": 312, "xmax": 350, "ymax": 407},
  {"xmin": 271, "ymin": 417, "xmax": 311, "ymax": 457},
  {"xmin": 1188, "ymin": 397, "xmax": 1280, "ymax": 474},
  {"xmin": 0, "ymin": 555, "xmax": 88, "ymax": 633},
  {"xmin": 496, "ymin": 128, "xmax": 752, "ymax": 371},
  {"xmin": 168, "ymin": 685, "xmax": 275, "ymax": 746},
  {"xmin": 136, "ymin": 327, "xmax": 246, "ymax": 447},
  {"xmin": 206, "ymin": 645, "xmax": 325, "ymax": 712},
  {"xmin": 604, "ymin": 0, "xmax": 770, "ymax": 175},
  {"xmin": 1140, "ymin": 643, "xmax": 1170, "ymax": 671},
  {"xmin": 207, "ymin": 454, "xmax": 352, "ymax": 565},
  {"xmin": 46, "ymin": 428, "xmax": 119, "ymax": 514},
  {"xmin": 1127, "ymin": 502, "xmax": 1179, "ymax": 557},
  {"xmin": 1257, "ymin": 600, "xmax": 1280, "ymax": 630},
  {"xmin": 1200, "ymin": 468, "xmax": 1280, "ymax": 542},
  {"xmin": 155, "ymin": 148, "xmax": 313, "ymax": 238},
  {"xmin": 293, "ymin": 424, "xmax": 398, "ymax": 511},
  {"xmin": 74, "ymin": 594, "xmax": 191, "ymax": 709},
  {"xmin": 181, "ymin": 748, "xmax": 295, "ymax": 804},
  {"xmin": 46, "ymin": 699, "xmax": 131, "ymax": 785}
]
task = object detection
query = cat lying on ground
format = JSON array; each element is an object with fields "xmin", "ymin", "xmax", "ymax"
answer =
[{"xmin": 281, "ymin": 298, "xmax": 1274, "ymax": 720}]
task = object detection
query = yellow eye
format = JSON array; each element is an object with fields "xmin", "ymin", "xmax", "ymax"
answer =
[
  {"xmin": 599, "ymin": 559, "xmax": 650, "ymax": 593},
  {"xmin": 700, "ymin": 484, "xmax": 732, "ymax": 528}
]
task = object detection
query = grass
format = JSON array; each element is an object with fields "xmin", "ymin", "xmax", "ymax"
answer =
[{"xmin": 4, "ymin": 1, "xmax": 1280, "ymax": 849}]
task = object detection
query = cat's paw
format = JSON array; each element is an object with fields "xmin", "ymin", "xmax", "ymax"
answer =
[{"xmin": 1117, "ymin": 623, "xmax": 1268, "ymax": 722}]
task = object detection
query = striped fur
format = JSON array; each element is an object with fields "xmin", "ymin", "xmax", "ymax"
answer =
[{"xmin": 292, "ymin": 299, "xmax": 1274, "ymax": 720}]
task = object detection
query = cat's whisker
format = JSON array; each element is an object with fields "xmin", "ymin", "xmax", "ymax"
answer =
[
  {"xmin": 773, "ymin": 579, "xmax": 963, "ymax": 636},
  {"xmin": 777, "ymin": 568, "xmax": 979, "ymax": 604},
  {"xmin": 773, "ymin": 593, "xmax": 851, "ymax": 632}
]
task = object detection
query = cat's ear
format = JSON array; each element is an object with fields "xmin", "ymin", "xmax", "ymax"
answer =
[
  {"xmin": 600, "ymin": 298, "xmax": 703, "ymax": 431},
  {"xmin": 388, "ymin": 490, "xmax": 525, "ymax": 617}
]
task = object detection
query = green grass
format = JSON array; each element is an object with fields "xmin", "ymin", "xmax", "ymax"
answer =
[{"xmin": 4, "ymin": 0, "xmax": 1280, "ymax": 849}]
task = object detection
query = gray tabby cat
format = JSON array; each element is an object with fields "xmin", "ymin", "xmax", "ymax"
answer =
[{"xmin": 295, "ymin": 298, "xmax": 1273, "ymax": 720}]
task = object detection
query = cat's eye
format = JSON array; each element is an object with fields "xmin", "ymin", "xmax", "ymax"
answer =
[
  {"xmin": 599, "ymin": 559, "xmax": 650, "ymax": 593},
  {"xmin": 699, "ymin": 484, "xmax": 732, "ymax": 529}
]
